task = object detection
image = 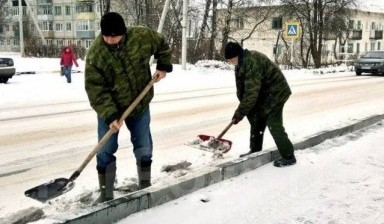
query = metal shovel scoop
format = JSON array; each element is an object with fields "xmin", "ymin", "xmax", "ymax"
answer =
[{"xmin": 24, "ymin": 77, "xmax": 158, "ymax": 202}]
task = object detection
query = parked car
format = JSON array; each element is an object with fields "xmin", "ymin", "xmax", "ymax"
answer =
[
  {"xmin": 0, "ymin": 57, "xmax": 16, "ymax": 83},
  {"xmin": 354, "ymin": 51, "xmax": 384, "ymax": 76}
]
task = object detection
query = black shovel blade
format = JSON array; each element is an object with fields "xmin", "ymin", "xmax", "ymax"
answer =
[{"xmin": 24, "ymin": 178, "xmax": 75, "ymax": 202}]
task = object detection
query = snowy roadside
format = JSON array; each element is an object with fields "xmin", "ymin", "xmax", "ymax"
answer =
[{"xmin": 117, "ymin": 121, "xmax": 384, "ymax": 224}]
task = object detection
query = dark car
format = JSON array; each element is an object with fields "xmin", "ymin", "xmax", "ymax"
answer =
[
  {"xmin": 354, "ymin": 51, "xmax": 384, "ymax": 76},
  {"xmin": 0, "ymin": 57, "xmax": 16, "ymax": 83}
]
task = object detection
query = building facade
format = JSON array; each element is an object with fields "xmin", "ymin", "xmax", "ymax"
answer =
[
  {"xmin": 0, "ymin": 0, "xmax": 104, "ymax": 52},
  {"xmin": 217, "ymin": 5, "xmax": 384, "ymax": 66}
]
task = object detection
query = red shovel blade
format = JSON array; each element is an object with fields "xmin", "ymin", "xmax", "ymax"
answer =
[{"xmin": 197, "ymin": 134, "xmax": 232, "ymax": 153}]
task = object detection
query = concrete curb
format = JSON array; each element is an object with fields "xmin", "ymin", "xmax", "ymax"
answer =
[{"xmin": 62, "ymin": 114, "xmax": 384, "ymax": 224}]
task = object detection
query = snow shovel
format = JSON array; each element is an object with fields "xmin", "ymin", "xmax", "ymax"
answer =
[
  {"xmin": 188, "ymin": 120, "xmax": 235, "ymax": 153},
  {"xmin": 24, "ymin": 77, "xmax": 158, "ymax": 202}
]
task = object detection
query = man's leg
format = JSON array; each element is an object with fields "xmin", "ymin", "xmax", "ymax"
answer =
[
  {"xmin": 266, "ymin": 106, "xmax": 296, "ymax": 167},
  {"xmin": 126, "ymin": 108, "xmax": 153, "ymax": 189},
  {"xmin": 94, "ymin": 116, "xmax": 118, "ymax": 203},
  {"xmin": 240, "ymin": 113, "xmax": 267, "ymax": 157}
]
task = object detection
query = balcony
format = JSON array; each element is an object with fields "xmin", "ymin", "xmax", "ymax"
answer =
[
  {"xmin": 76, "ymin": 31, "xmax": 95, "ymax": 39},
  {"xmin": 41, "ymin": 30, "xmax": 55, "ymax": 38},
  {"xmin": 348, "ymin": 30, "xmax": 362, "ymax": 40},
  {"xmin": 323, "ymin": 32, "xmax": 337, "ymax": 40},
  {"xmin": 370, "ymin": 30, "xmax": 383, "ymax": 40}
]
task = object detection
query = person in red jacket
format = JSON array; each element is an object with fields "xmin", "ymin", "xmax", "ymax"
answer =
[{"xmin": 60, "ymin": 46, "xmax": 79, "ymax": 83}]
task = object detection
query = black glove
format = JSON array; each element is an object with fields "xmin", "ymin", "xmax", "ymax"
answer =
[{"xmin": 232, "ymin": 113, "xmax": 244, "ymax": 125}]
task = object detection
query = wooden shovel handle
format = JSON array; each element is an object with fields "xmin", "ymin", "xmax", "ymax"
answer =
[
  {"xmin": 72, "ymin": 77, "xmax": 158, "ymax": 179},
  {"xmin": 216, "ymin": 120, "xmax": 235, "ymax": 139}
]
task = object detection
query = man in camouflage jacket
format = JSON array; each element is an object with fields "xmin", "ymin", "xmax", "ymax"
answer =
[
  {"xmin": 85, "ymin": 12, "xmax": 172, "ymax": 203},
  {"xmin": 224, "ymin": 42, "xmax": 296, "ymax": 167}
]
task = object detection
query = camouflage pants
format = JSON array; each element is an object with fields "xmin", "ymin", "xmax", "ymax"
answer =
[{"xmin": 247, "ymin": 105, "xmax": 294, "ymax": 159}]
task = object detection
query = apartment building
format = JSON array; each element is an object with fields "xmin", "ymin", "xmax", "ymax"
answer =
[{"xmin": 0, "ymin": 0, "xmax": 103, "ymax": 52}]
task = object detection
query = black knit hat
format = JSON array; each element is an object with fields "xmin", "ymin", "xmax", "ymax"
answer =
[
  {"xmin": 224, "ymin": 42, "xmax": 243, "ymax": 59},
  {"xmin": 101, "ymin": 12, "xmax": 127, "ymax": 36}
]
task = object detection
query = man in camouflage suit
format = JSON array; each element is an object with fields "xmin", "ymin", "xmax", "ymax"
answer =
[
  {"xmin": 85, "ymin": 12, "xmax": 172, "ymax": 203},
  {"xmin": 224, "ymin": 42, "xmax": 296, "ymax": 167}
]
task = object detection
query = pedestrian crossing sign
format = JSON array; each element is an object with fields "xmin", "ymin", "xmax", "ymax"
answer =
[{"xmin": 285, "ymin": 21, "xmax": 301, "ymax": 39}]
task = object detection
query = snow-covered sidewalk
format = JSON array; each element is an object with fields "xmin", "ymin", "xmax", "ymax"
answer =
[{"xmin": 117, "ymin": 122, "xmax": 384, "ymax": 224}]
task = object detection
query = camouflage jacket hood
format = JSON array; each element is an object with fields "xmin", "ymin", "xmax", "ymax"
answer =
[
  {"xmin": 85, "ymin": 26, "xmax": 172, "ymax": 125},
  {"xmin": 234, "ymin": 50, "xmax": 291, "ymax": 117}
]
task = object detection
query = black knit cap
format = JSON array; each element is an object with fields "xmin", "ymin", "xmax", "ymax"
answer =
[
  {"xmin": 224, "ymin": 42, "xmax": 243, "ymax": 59},
  {"xmin": 101, "ymin": 12, "xmax": 127, "ymax": 36}
]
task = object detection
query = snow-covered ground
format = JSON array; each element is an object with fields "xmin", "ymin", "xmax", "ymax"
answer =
[
  {"xmin": 0, "ymin": 53, "xmax": 383, "ymax": 223},
  {"xmin": 118, "ymin": 122, "xmax": 384, "ymax": 224}
]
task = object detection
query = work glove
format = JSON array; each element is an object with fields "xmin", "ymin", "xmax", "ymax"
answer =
[{"xmin": 232, "ymin": 112, "xmax": 244, "ymax": 125}]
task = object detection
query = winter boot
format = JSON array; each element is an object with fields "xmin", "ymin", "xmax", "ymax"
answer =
[
  {"xmin": 137, "ymin": 160, "xmax": 151, "ymax": 189},
  {"xmin": 239, "ymin": 150, "xmax": 257, "ymax": 158},
  {"xmin": 93, "ymin": 162, "xmax": 116, "ymax": 205},
  {"xmin": 273, "ymin": 155, "xmax": 297, "ymax": 167}
]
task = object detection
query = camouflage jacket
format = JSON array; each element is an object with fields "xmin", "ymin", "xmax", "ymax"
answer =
[
  {"xmin": 85, "ymin": 26, "xmax": 172, "ymax": 125},
  {"xmin": 234, "ymin": 50, "xmax": 291, "ymax": 117}
]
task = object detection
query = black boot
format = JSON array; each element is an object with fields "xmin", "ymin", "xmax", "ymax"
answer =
[
  {"xmin": 239, "ymin": 150, "xmax": 256, "ymax": 158},
  {"xmin": 94, "ymin": 162, "xmax": 116, "ymax": 204},
  {"xmin": 137, "ymin": 160, "xmax": 151, "ymax": 189},
  {"xmin": 273, "ymin": 155, "xmax": 296, "ymax": 167}
]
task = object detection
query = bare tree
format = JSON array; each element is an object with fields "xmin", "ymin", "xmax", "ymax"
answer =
[
  {"xmin": 280, "ymin": 0, "xmax": 358, "ymax": 68},
  {"xmin": 209, "ymin": 0, "xmax": 218, "ymax": 59},
  {"xmin": 0, "ymin": 0, "xmax": 11, "ymax": 35},
  {"xmin": 194, "ymin": 0, "xmax": 212, "ymax": 55},
  {"xmin": 99, "ymin": 0, "xmax": 111, "ymax": 16}
]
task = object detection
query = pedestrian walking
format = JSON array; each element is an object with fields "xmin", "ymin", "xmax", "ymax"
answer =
[{"xmin": 60, "ymin": 46, "xmax": 78, "ymax": 83}]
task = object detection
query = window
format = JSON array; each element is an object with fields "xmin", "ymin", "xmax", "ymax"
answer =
[
  {"xmin": 339, "ymin": 45, "xmax": 345, "ymax": 53},
  {"xmin": 378, "ymin": 42, "xmax": 381, "ymax": 50},
  {"xmin": 85, "ymin": 40, "xmax": 92, "ymax": 48},
  {"xmin": 76, "ymin": 20, "xmax": 94, "ymax": 31},
  {"xmin": 371, "ymin": 42, "xmax": 375, "ymax": 50},
  {"xmin": 76, "ymin": 4, "xmax": 93, "ymax": 13},
  {"xmin": 365, "ymin": 42, "xmax": 368, "ymax": 51},
  {"xmin": 65, "ymin": 5, "xmax": 71, "ymax": 15},
  {"xmin": 66, "ymin": 22, "xmax": 71, "ymax": 31},
  {"xmin": 232, "ymin": 18, "xmax": 244, "ymax": 29},
  {"xmin": 356, "ymin": 43, "xmax": 360, "ymax": 53},
  {"xmin": 272, "ymin": 17, "xmax": 282, "ymax": 30},
  {"xmin": 38, "ymin": 21, "xmax": 53, "ymax": 31},
  {"xmin": 357, "ymin": 21, "xmax": 362, "ymax": 30},
  {"xmin": 37, "ymin": 5, "xmax": 53, "ymax": 15},
  {"xmin": 371, "ymin": 22, "xmax": 376, "ymax": 30},
  {"xmin": 12, "ymin": 7, "xmax": 19, "ymax": 16},
  {"xmin": 347, "ymin": 43, "xmax": 353, "ymax": 53},
  {"xmin": 348, "ymin": 20, "xmax": 354, "ymax": 29},
  {"xmin": 55, "ymin": 22, "xmax": 63, "ymax": 31},
  {"xmin": 273, "ymin": 44, "xmax": 282, "ymax": 55},
  {"xmin": 54, "ymin": 6, "xmax": 61, "ymax": 15}
]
